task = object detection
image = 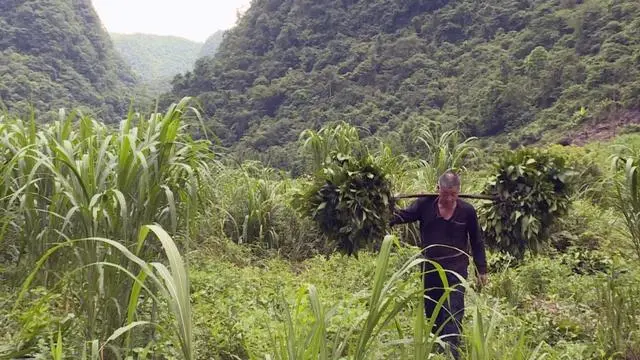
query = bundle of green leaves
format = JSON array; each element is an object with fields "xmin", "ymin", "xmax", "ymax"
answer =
[
  {"xmin": 295, "ymin": 152, "xmax": 394, "ymax": 256},
  {"xmin": 480, "ymin": 148, "xmax": 575, "ymax": 259}
]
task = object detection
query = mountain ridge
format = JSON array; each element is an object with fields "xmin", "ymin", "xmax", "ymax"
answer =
[
  {"xmin": 0, "ymin": 0, "xmax": 137, "ymax": 121},
  {"xmin": 199, "ymin": 30, "xmax": 226, "ymax": 58},
  {"xmin": 111, "ymin": 32, "xmax": 204, "ymax": 96},
  {"xmin": 167, "ymin": 0, "xmax": 640, "ymax": 169}
]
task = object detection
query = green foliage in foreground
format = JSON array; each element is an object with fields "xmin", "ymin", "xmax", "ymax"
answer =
[
  {"xmin": 0, "ymin": 97, "xmax": 213, "ymax": 356},
  {"xmin": 11, "ymin": 225, "xmax": 193, "ymax": 360},
  {"xmin": 1, "ymin": 101, "xmax": 640, "ymax": 359},
  {"xmin": 186, "ymin": 223, "xmax": 640, "ymax": 359},
  {"xmin": 612, "ymin": 151, "xmax": 640, "ymax": 260},
  {"xmin": 268, "ymin": 235, "xmax": 451, "ymax": 360}
]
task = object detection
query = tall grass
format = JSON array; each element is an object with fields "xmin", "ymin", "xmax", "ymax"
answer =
[
  {"xmin": 414, "ymin": 122, "xmax": 478, "ymax": 181},
  {"xmin": 595, "ymin": 268, "xmax": 640, "ymax": 357},
  {"xmin": 3, "ymin": 100, "xmax": 638, "ymax": 359},
  {"xmin": 299, "ymin": 122, "xmax": 362, "ymax": 173},
  {"xmin": 612, "ymin": 152, "xmax": 640, "ymax": 259},
  {"xmin": 14, "ymin": 225, "xmax": 193, "ymax": 359},
  {"xmin": 265, "ymin": 235, "xmax": 585, "ymax": 360},
  {"xmin": 0, "ymin": 97, "xmax": 213, "ymax": 355},
  {"xmin": 268, "ymin": 235, "xmax": 467, "ymax": 359},
  {"xmin": 463, "ymin": 302, "xmax": 549, "ymax": 360},
  {"xmin": 218, "ymin": 162, "xmax": 286, "ymax": 248},
  {"xmin": 207, "ymin": 161, "xmax": 326, "ymax": 259}
]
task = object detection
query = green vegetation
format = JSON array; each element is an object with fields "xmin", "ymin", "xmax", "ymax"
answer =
[
  {"xmin": 296, "ymin": 153, "xmax": 393, "ymax": 257},
  {"xmin": 612, "ymin": 150, "xmax": 640, "ymax": 260},
  {"xmin": 168, "ymin": 0, "xmax": 640, "ymax": 169},
  {"xmin": 1, "ymin": 98, "xmax": 639, "ymax": 359},
  {"xmin": 111, "ymin": 33, "xmax": 204, "ymax": 96},
  {"xmin": 0, "ymin": 98, "xmax": 212, "ymax": 358},
  {"xmin": 480, "ymin": 148, "xmax": 575, "ymax": 259},
  {"xmin": 199, "ymin": 30, "xmax": 226, "ymax": 58},
  {"xmin": 1, "ymin": 0, "xmax": 640, "ymax": 358},
  {"xmin": 0, "ymin": 0, "xmax": 136, "ymax": 121}
]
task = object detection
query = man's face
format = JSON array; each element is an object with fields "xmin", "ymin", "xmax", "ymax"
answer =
[{"xmin": 438, "ymin": 185, "xmax": 459, "ymax": 207}]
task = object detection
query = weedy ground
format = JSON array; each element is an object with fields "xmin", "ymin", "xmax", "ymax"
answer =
[{"xmin": 0, "ymin": 104, "xmax": 639, "ymax": 359}]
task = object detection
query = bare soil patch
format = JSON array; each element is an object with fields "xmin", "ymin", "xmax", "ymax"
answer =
[{"xmin": 563, "ymin": 110, "xmax": 640, "ymax": 146}]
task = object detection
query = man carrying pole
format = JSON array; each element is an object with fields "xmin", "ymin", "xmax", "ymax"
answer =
[{"xmin": 390, "ymin": 170, "xmax": 488, "ymax": 359}]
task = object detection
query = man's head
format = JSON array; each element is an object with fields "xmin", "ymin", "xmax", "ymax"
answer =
[{"xmin": 437, "ymin": 170, "xmax": 460, "ymax": 208}]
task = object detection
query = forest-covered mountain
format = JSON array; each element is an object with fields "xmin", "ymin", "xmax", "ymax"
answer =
[
  {"xmin": 111, "ymin": 33, "xmax": 203, "ymax": 95},
  {"xmin": 0, "ymin": 0, "xmax": 136, "ymax": 121},
  {"xmin": 168, "ymin": 0, "xmax": 640, "ymax": 169},
  {"xmin": 199, "ymin": 30, "xmax": 226, "ymax": 58}
]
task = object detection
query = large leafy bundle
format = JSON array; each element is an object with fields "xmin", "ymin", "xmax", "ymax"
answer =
[
  {"xmin": 480, "ymin": 148, "xmax": 575, "ymax": 259},
  {"xmin": 295, "ymin": 153, "xmax": 394, "ymax": 256}
]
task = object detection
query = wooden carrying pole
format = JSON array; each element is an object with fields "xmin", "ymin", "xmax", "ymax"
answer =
[{"xmin": 394, "ymin": 193, "xmax": 497, "ymax": 201}]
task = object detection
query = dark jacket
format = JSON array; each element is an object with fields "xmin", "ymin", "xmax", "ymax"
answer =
[{"xmin": 390, "ymin": 197, "xmax": 487, "ymax": 275}]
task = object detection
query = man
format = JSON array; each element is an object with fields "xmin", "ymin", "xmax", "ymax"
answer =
[{"xmin": 390, "ymin": 170, "xmax": 488, "ymax": 358}]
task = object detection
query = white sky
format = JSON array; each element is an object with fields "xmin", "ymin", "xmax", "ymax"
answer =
[{"xmin": 91, "ymin": 0, "xmax": 252, "ymax": 43}]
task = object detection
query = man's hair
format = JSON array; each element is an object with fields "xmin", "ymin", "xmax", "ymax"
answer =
[{"xmin": 438, "ymin": 170, "xmax": 461, "ymax": 189}]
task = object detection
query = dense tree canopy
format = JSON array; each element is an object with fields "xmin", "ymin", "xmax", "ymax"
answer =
[
  {"xmin": 168, "ymin": 0, "xmax": 640, "ymax": 170},
  {"xmin": 0, "ymin": 0, "xmax": 137, "ymax": 121}
]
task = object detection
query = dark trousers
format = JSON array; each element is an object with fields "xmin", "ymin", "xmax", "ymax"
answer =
[{"xmin": 423, "ymin": 262, "xmax": 467, "ymax": 359}]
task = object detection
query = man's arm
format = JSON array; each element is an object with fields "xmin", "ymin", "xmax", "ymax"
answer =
[
  {"xmin": 467, "ymin": 205, "xmax": 487, "ymax": 275},
  {"xmin": 389, "ymin": 198, "xmax": 423, "ymax": 226}
]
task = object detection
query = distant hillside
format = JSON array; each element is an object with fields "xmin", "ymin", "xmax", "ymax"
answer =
[
  {"xmin": 111, "ymin": 33, "xmax": 202, "ymax": 96},
  {"xmin": 0, "ymin": 0, "xmax": 136, "ymax": 121},
  {"xmin": 199, "ymin": 30, "xmax": 226, "ymax": 58},
  {"xmin": 168, "ymin": 0, "xmax": 640, "ymax": 169}
]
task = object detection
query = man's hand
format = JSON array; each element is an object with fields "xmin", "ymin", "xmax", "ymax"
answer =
[{"xmin": 477, "ymin": 273, "xmax": 488, "ymax": 288}]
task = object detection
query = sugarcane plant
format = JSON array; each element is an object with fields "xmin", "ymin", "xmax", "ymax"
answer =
[
  {"xmin": 611, "ymin": 151, "xmax": 640, "ymax": 260},
  {"xmin": 0, "ymin": 97, "xmax": 212, "ymax": 358}
]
